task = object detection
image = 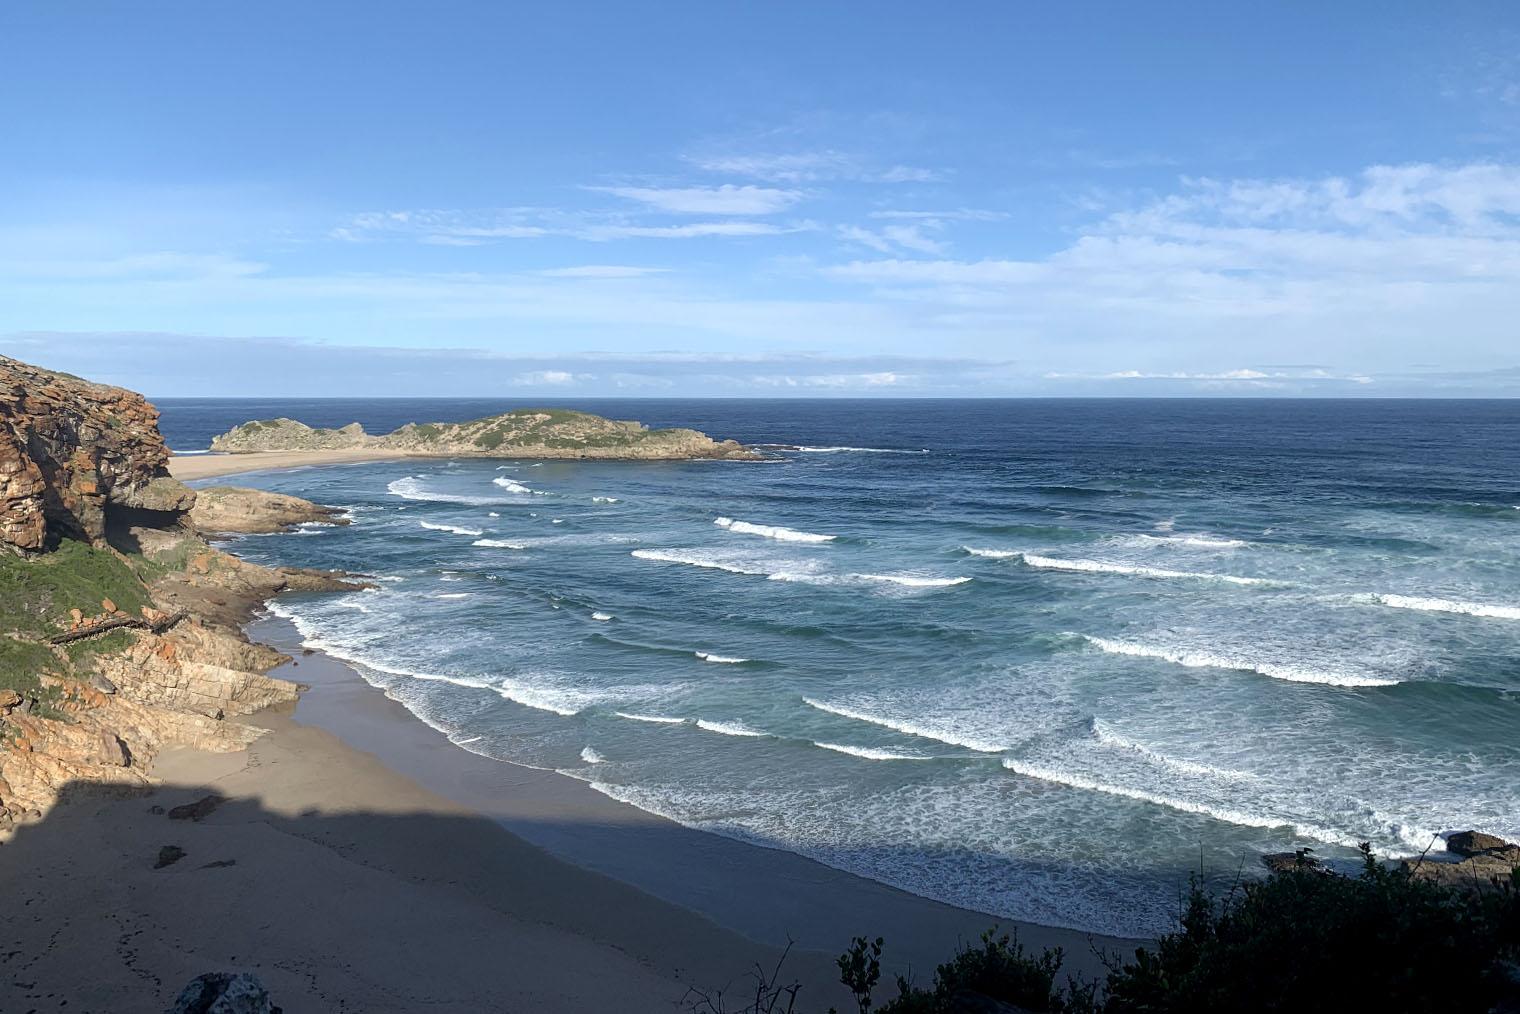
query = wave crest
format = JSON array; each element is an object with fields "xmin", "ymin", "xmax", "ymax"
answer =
[
  {"xmin": 715, "ymin": 516, "xmax": 836, "ymax": 543},
  {"xmin": 1080, "ymin": 634, "xmax": 1399, "ymax": 688}
]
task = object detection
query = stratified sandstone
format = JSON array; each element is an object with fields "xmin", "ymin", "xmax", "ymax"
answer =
[
  {"xmin": 190, "ymin": 486, "xmax": 349, "ymax": 535},
  {"xmin": 211, "ymin": 408, "xmax": 760, "ymax": 460},
  {"xmin": 0, "ymin": 355, "xmax": 196, "ymax": 553}
]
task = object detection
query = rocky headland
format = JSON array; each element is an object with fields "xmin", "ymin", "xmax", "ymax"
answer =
[
  {"xmin": 209, "ymin": 408, "xmax": 761, "ymax": 460},
  {"xmin": 0, "ymin": 355, "xmax": 364, "ymax": 833}
]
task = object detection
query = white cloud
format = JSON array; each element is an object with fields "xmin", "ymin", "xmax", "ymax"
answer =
[
  {"xmin": 512, "ymin": 370, "xmax": 579, "ymax": 385},
  {"xmin": 837, "ymin": 223, "xmax": 948, "ymax": 256},
  {"xmin": 588, "ymin": 184, "xmax": 803, "ymax": 215},
  {"xmin": 685, "ymin": 150, "xmax": 941, "ymax": 184}
]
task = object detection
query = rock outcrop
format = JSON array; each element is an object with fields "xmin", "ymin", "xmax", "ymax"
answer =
[
  {"xmin": 210, "ymin": 408, "xmax": 760, "ymax": 460},
  {"xmin": 0, "ymin": 355, "xmax": 196, "ymax": 553},
  {"xmin": 0, "ymin": 354, "xmax": 362, "ymax": 835},
  {"xmin": 190, "ymin": 486, "xmax": 349, "ymax": 535},
  {"xmin": 1401, "ymin": 830, "xmax": 1520, "ymax": 892}
]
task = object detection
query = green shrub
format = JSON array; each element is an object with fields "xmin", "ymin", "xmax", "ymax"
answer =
[{"xmin": 0, "ymin": 540, "xmax": 151, "ymax": 637}]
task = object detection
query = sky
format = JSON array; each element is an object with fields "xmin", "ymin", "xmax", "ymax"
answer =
[{"xmin": 2, "ymin": 2, "xmax": 1519, "ymax": 397}]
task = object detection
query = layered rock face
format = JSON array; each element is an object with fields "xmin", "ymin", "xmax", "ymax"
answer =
[
  {"xmin": 0, "ymin": 355, "xmax": 196, "ymax": 553},
  {"xmin": 211, "ymin": 409, "xmax": 760, "ymax": 460}
]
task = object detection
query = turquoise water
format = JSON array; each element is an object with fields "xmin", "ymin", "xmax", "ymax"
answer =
[{"xmin": 165, "ymin": 399, "xmax": 1520, "ymax": 937}]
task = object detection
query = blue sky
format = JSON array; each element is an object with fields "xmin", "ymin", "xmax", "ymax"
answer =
[{"xmin": 2, "ymin": 2, "xmax": 1519, "ymax": 396}]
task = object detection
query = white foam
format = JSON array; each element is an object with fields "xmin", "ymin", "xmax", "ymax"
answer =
[
  {"xmin": 592, "ymin": 496, "xmax": 620, "ymax": 504},
  {"xmin": 855, "ymin": 573, "xmax": 971, "ymax": 588},
  {"xmin": 387, "ymin": 476, "xmax": 502, "ymax": 506},
  {"xmin": 963, "ymin": 546, "xmax": 1021, "ymax": 559},
  {"xmin": 1129, "ymin": 534, "xmax": 1248, "ymax": 550},
  {"xmin": 631, "ymin": 549, "xmax": 770, "ymax": 576},
  {"xmin": 591, "ymin": 611, "xmax": 614, "ymax": 622},
  {"xmin": 1091, "ymin": 718, "xmax": 1260, "ymax": 783},
  {"xmin": 580, "ymin": 746, "xmax": 605, "ymax": 764},
  {"xmin": 472, "ymin": 538, "xmax": 527, "ymax": 549},
  {"xmin": 1370, "ymin": 593, "xmax": 1520, "ymax": 621},
  {"xmin": 1019, "ymin": 553, "xmax": 1271, "ymax": 585},
  {"xmin": 1080, "ymin": 635, "xmax": 1400, "ymax": 688},
  {"xmin": 488, "ymin": 511, "xmax": 501, "ymax": 517},
  {"xmin": 695, "ymin": 719, "xmax": 767, "ymax": 738},
  {"xmin": 803, "ymin": 697, "xmax": 1008, "ymax": 753},
  {"xmin": 794, "ymin": 446, "xmax": 929, "ymax": 454},
  {"xmin": 433, "ymin": 592, "xmax": 471, "ymax": 600},
  {"xmin": 551, "ymin": 518, "xmax": 564, "ymax": 524},
  {"xmin": 419, "ymin": 521, "xmax": 484, "ymax": 537},
  {"xmin": 492, "ymin": 476, "xmax": 540, "ymax": 495},
  {"xmin": 615, "ymin": 711, "xmax": 685, "ymax": 724},
  {"xmin": 1001, "ymin": 758, "xmax": 1367, "ymax": 849},
  {"xmin": 695, "ymin": 651, "xmax": 749, "ymax": 664},
  {"xmin": 815, "ymin": 742, "xmax": 928, "ymax": 761},
  {"xmin": 715, "ymin": 516, "xmax": 836, "ymax": 544},
  {"xmin": 497, "ymin": 678, "xmax": 592, "ymax": 717}
]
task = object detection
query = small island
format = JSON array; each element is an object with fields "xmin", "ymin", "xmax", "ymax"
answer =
[{"xmin": 211, "ymin": 409, "xmax": 760, "ymax": 460}]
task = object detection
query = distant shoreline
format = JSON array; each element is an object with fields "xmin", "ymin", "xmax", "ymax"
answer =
[{"xmin": 168, "ymin": 448, "xmax": 417, "ymax": 480}]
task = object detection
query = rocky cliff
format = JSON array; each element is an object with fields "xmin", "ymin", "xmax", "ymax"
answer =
[
  {"xmin": 0, "ymin": 355, "xmax": 197, "ymax": 554},
  {"xmin": 210, "ymin": 408, "xmax": 760, "ymax": 460},
  {"xmin": 0, "ymin": 355, "xmax": 361, "ymax": 834}
]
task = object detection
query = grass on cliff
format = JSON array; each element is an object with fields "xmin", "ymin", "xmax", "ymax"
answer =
[{"xmin": 0, "ymin": 540, "xmax": 152, "ymax": 638}]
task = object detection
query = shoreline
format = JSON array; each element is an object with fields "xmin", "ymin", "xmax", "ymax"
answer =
[
  {"xmin": 248, "ymin": 608, "xmax": 1145, "ymax": 980},
  {"xmin": 168, "ymin": 448, "xmax": 417, "ymax": 480}
]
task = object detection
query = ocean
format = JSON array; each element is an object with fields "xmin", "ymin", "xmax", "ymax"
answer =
[{"xmin": 156, "ymin": 398, "xmax": 1520, "ymax": 937}]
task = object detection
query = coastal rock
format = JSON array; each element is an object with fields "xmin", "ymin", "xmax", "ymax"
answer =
[
  {"xmin": 155, "ymin": 844, "xmax": 187, "ymax": 869},
  {"xmin": 1261, "ymin": 850, "xmax": 1324, "ymax": 874},
  {"xmin": 167, "ymin": 971, "xmax": 282, "ymax": 1014},
  {"xmin": 0, "ymin": 354, "xmax": 196, "ymax": 552},
  {"xmin": 168, "ymin": 793, "xmax": 225, "ymax": 822},
  {"xmin": 211, "ymin": 408, "xmax": 762, "ymax": 460},
  {"xmin": 1448, "ymin": 830, "xmax": 1510, "ymax": 856},
  {"xmin": 190, "ymin": 486, "xmax": 349, "ymax": 535},
  {"xmin": 87, "ymin": 631, "xmax": 300, "ymax": 718},
  {"xmin": 275, "ymin": 566, "xmax": 374, "ymax": 593}
]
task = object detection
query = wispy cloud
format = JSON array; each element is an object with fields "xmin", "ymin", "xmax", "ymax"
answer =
[
  {"xmin": 332, "ymin": 207, "xmax": 813, "ymax": 244},
  {"xmin": 587, "ymin": 184, "xmax": 803, "ymax": 215},
  {"xmin": 685, "ymin": 150, "xmax": 942, "ymax": 184}
]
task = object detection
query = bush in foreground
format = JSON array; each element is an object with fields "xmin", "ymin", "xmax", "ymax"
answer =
[{"xmin": 694, "ymin": 846, "xmax": 1519, "ymax": 1014}]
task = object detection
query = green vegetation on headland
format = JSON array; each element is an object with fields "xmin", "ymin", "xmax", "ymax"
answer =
[
  {"xmin": 208, "ymin": 408, "xmax": 760, "ymax": 459},
  {"xmin": 699, "ymin": 846, "xmax": 1519, "ymax": 1014}
]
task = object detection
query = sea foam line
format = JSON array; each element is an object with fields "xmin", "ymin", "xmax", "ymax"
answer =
[
  {"xmin": 793, "ymin": 445, "xmax": 929, "ymax": 454},
  {"xmin": 419, "ymin": 520, "xmax": 484, "ymax": 537},
  {"xmin": 387, "ymin": 476, "xmax": 504, "ymax": 506},
  {"xmin": 496, "ymin": 678, "xmax": 591, "ymax": 717},
  {"xmin": 1129, "ymin": 534, "xmax": 1249, "ymax": 550},
  {"xmin": 696, "ymin": 651, "xmax": 750, "ymax": 664},
  {"xmin": 694, "ymin": 719, "xmax": 767, "ymax": 738},
  {"xmin": 715, "ymin": 516, "xmax": 836, "ymax": 543},
  {"xmin": 1080, "ymin": 635, "xmax": 1400, "ymax": 688},
  {"xmin": 1369, "ymin": 593, "xmax": 1520, "ymax": 621},
  {"xmin": 1090, "ymin": 718, "xmax": 1261, "ymax": 783},
  {"xmin": 1018, "ymin": 553, "xmax": 1271, "ymax": 585},
  {"xmin": 803, "ymin": 697, "xmax": 1008, "ymax": 753},
  {"xmin": 615, "ymin": 711, "xmax": 685, "ymax": 724},
  {"xmin": 1001, "ymin": 759, "xmax": 1369, "ymax": 850},
  {"xmin": 473, "ymin": 538, "xmax": 527, "ymax": 549},
  {"xmin": 814, "ymin": 742, "xmax": 928, "ymax": 761},
  {"xmin": 856, "ymin": 573, "xmax": 971, "ymax": 588}
]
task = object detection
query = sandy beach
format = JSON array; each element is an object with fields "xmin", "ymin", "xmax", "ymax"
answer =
[
  {"xmin": 0, "ymin": 608, "xmax": 1141, "ymax": 1013},
  {"xmin": 168, "ymin": 448, "xmax": 414, "ymax": 481}
]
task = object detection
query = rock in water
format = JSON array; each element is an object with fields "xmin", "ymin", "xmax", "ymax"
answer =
[
  {"xmin": 1448, "ymin": 830, "xmax": 1510, "ymax": 856},
  {"xmin": 189, "ymin": 486, "xmax": 350, "ymax": 535},
  {"xmin": 166, "ymin": 971, "xmax": 282, "ymax": 1014}
]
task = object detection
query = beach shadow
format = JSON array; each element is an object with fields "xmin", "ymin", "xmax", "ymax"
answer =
[{"xmin": 0, "ymin": 777, "xmax": 1152, "ymax": 1014}]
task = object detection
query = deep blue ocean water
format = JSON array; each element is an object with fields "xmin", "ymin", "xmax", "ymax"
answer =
[{"xmin": 157, "ymin": 399, "xmax": 1520, "ymax": 936}]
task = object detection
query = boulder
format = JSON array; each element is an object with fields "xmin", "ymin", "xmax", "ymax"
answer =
[
  {"xmin": 1448, "ymin": 830, "xmax": 1511, "ymax": 856},
  {"xmin": 189, "ymin": 486, "xmax": 349, "ymax": 535},
  {"xmin": 166, "ymin": 971, "xmax": 282, "ymax": 1014},
  {"xmin": 1262, "ymin": 850, "xmax": 1324, "ymax": 874},
  {"xmin": 155, "ymin": 845, "xmax": 186, "ymax": 869}
]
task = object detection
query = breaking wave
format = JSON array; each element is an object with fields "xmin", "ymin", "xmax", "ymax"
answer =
[
  {"xmin": 715, "ymin": 516, "xmax": 836, "ymax": 543},
  {"xmin": 1018, "ymin": 553, "xmax": 1271, "ymax": 586},
  {"xmin": 419, "ymin": 521, "xmax": 483, "ymax": 537},
  {"xmin": 814, "ymin": 742, "xmax": 928, "ymax": 761},
  {"xmin": 1090, "ymin": 718, "xmax": 1260, "ymax": 783},
  {"xmin": 580, "ymin": 746, "xmax": 605, "ymax": 764},
  {"xmin": 695, "ymin": 719, "xmax": 767, "ymax": 738},
  {"xmin": 615, "ymin": 711, "xmax": 685, "ymax": 724},
  {"xmin": 1368, "ymin": 593, "xmax": 1520, "ymax": 621},
  {"xmin": 802, "ymin": 697, "xmax": 1008, "ymax": 753},
  {"xmin": 1079, "ymin": 635, "xmax": 1400, "ymax": 688},
  {"xmin": 696, "ymin": 651, "xmax": 750, "ymax": 664},
  {"xmin": 472, "ymin": 538, "xmax": 527, "ymax": 549}
]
